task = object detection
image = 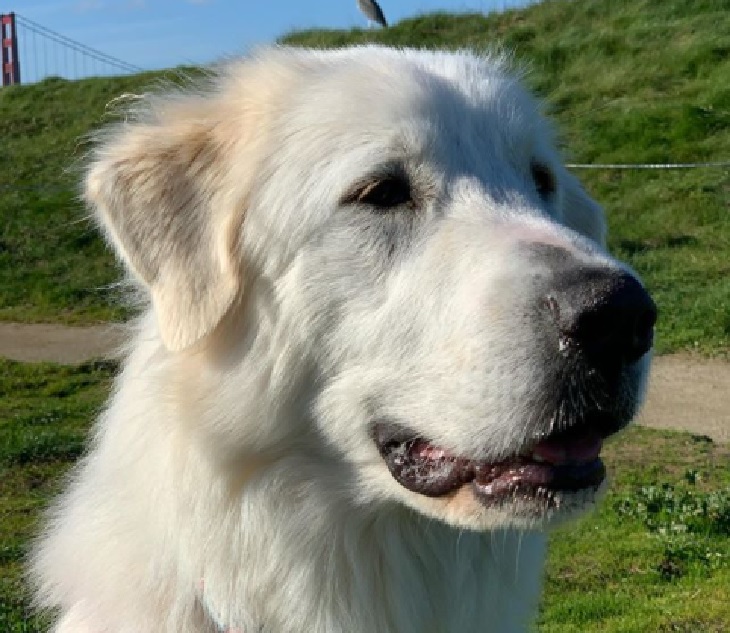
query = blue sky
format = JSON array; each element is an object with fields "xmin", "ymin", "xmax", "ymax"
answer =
[{"xmin": 7, "ymin": 0, "xmax": 531, "ymax": 81}]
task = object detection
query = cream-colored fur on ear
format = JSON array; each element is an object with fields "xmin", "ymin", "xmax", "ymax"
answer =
[
  {"xmin": 560, "ymin": 169, "xmax": 607, "ymax": 247},
  {"xmin": 86, "ymin": 115, "xmax": 241, "ymax": 351},
  {"xmin": 85, "ymin": 56, "xmax": 297, "ymax": 351}
]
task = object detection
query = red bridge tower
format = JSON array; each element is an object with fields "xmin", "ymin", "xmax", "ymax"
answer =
[{"xmin": 1, "ymin": 12, "xmax": 21, "ymax": 86}]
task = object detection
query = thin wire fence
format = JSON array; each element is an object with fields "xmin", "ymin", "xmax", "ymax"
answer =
[
  {"xmin": 566, "ymin": 161, "xmax": 730, "ymax": 170},
  {"xmin": 1, "ymin": 160, "xmax": 728, "ymax": 197}
]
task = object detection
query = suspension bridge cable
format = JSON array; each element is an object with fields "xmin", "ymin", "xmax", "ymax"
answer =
[
  {"xmin": 21, "ymin": 21, "xmax": 28, "ymax": 81},
  {"xmin": 15, "ymin": 13, "xmax": 144, "ymax": 76},
  {"xmin": 16, "ymin": 13, "xmax": 143, "ymax": 74}
]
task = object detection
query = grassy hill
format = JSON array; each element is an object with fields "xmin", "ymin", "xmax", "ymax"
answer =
[
  {"xmin": 0, "ymin": 71, "xmax": 183, "ymax": 323},
  {"xmin": 1, "ymin": 0, "xmax": 729, "ymax": 354}
]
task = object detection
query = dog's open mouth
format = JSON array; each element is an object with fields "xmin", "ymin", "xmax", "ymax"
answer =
[{"xmin": 372, "ymin": 422, "xmax": 607, "ymax": 504}]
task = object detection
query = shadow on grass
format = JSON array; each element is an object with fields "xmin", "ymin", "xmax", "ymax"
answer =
[{"xmin": 615, "ymin": 234, "xmax": 698, "ymax": 255}]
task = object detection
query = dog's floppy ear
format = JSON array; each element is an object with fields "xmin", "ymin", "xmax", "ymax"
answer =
[
  {"xmin": 560, "ymin": 170, "xmax": 607, "ymax": 247},
  {"xmin": 85, "ymin": 97, "xmax": 246, "ymax": 352}
]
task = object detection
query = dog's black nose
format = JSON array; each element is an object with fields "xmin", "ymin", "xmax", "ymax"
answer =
[{"xmin": 545, "ymin": 270, "xmax": 657, "ymax": 368}]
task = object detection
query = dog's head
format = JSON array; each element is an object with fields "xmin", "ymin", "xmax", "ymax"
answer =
[{"xmin": 86, "ymin": 47, "xmax": 655, "ymax": 530}]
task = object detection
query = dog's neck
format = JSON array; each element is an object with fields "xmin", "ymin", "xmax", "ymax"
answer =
[{"xmin": 193, "ymin": 454, "xmax": 546, "ymax": 633}]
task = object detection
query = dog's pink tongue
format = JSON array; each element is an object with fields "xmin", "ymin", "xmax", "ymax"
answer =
[{"xmin": 532, "ymin": 431, "xmax": 603, "ymax": 465}]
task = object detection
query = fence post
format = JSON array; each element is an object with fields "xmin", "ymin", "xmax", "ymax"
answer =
[{"xmin": 1, "ymin": 12, "xmax": 21, "ymax": 86}]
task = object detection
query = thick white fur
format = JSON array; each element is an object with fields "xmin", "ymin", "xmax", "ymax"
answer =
[{"xmin": 32, "ymin": 47, "xmax": 649, "ymax": 633}]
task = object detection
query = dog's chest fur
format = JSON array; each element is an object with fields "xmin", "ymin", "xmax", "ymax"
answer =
[{"xmin": 191, "ymin": 482, "xmax": 546, "ymax": 633}]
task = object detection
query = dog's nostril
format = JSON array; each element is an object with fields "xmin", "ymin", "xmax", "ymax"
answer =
[{"xmin": 546, "ymin": 271, "xmax": 657, "ymax": 367}]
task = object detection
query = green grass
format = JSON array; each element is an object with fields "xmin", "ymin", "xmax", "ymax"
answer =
[
  {"xmin": 0, "ymin": 361, "xmax": 728, "ymax": 631},
  {"xmin": 540, "ymin": 428, "xmax": 730, "ymax": 632},
  {"xmin": 0, "ymin": 359, "xmax": 115, "ymax": 632},
  {"xmin": 1, "ymin": 0, "xmax": 729, "ymax": 354}
]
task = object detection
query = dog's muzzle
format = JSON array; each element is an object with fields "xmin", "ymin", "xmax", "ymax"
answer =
[{"xmin": 372, "ymin": 256, "xmax": 656, "ymax": 512}]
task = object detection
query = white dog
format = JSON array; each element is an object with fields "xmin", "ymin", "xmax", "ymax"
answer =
[{"xmin": 31, "ymin": 46, "xmax": 656, "ymax": 632}]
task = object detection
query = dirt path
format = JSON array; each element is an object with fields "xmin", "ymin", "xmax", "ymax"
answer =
[
  {"xmin": 0, "ymin": 322, "xmax": 127, "ymax": 365},
  {"xmin": 636, "ymin": 355, "xmax": 729, "ymax": 444},
  {"xmin": 0, "ymin": 322, "xmax": 728, "ymax": 443}
]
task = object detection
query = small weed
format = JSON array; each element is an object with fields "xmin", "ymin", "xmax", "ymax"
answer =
[
  {"xmin": 615, "ymin": 478, "xmax": 730, "ymax": 537},
  {"xmin": 614, "ymin": 473, "xmax": 730, "ymax": 578}
]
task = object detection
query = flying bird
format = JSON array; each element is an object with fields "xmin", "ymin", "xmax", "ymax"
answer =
[{"xmin": 357, "ymin": 0, "xmax": 388, "ymax": 28}]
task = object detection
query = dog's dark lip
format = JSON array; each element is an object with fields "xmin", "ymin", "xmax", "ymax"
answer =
[{"xmin": 371, "ymin": 419, "xmax": 612, "ymax": 503}]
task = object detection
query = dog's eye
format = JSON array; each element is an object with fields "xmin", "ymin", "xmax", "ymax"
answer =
[
  {"xmin": 345, "ymin": 176, "xmax": 414, "ymax": 210},
  {"xmin": 530, "ymin": 161, "xmax": 556, "ymax": 200}
]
